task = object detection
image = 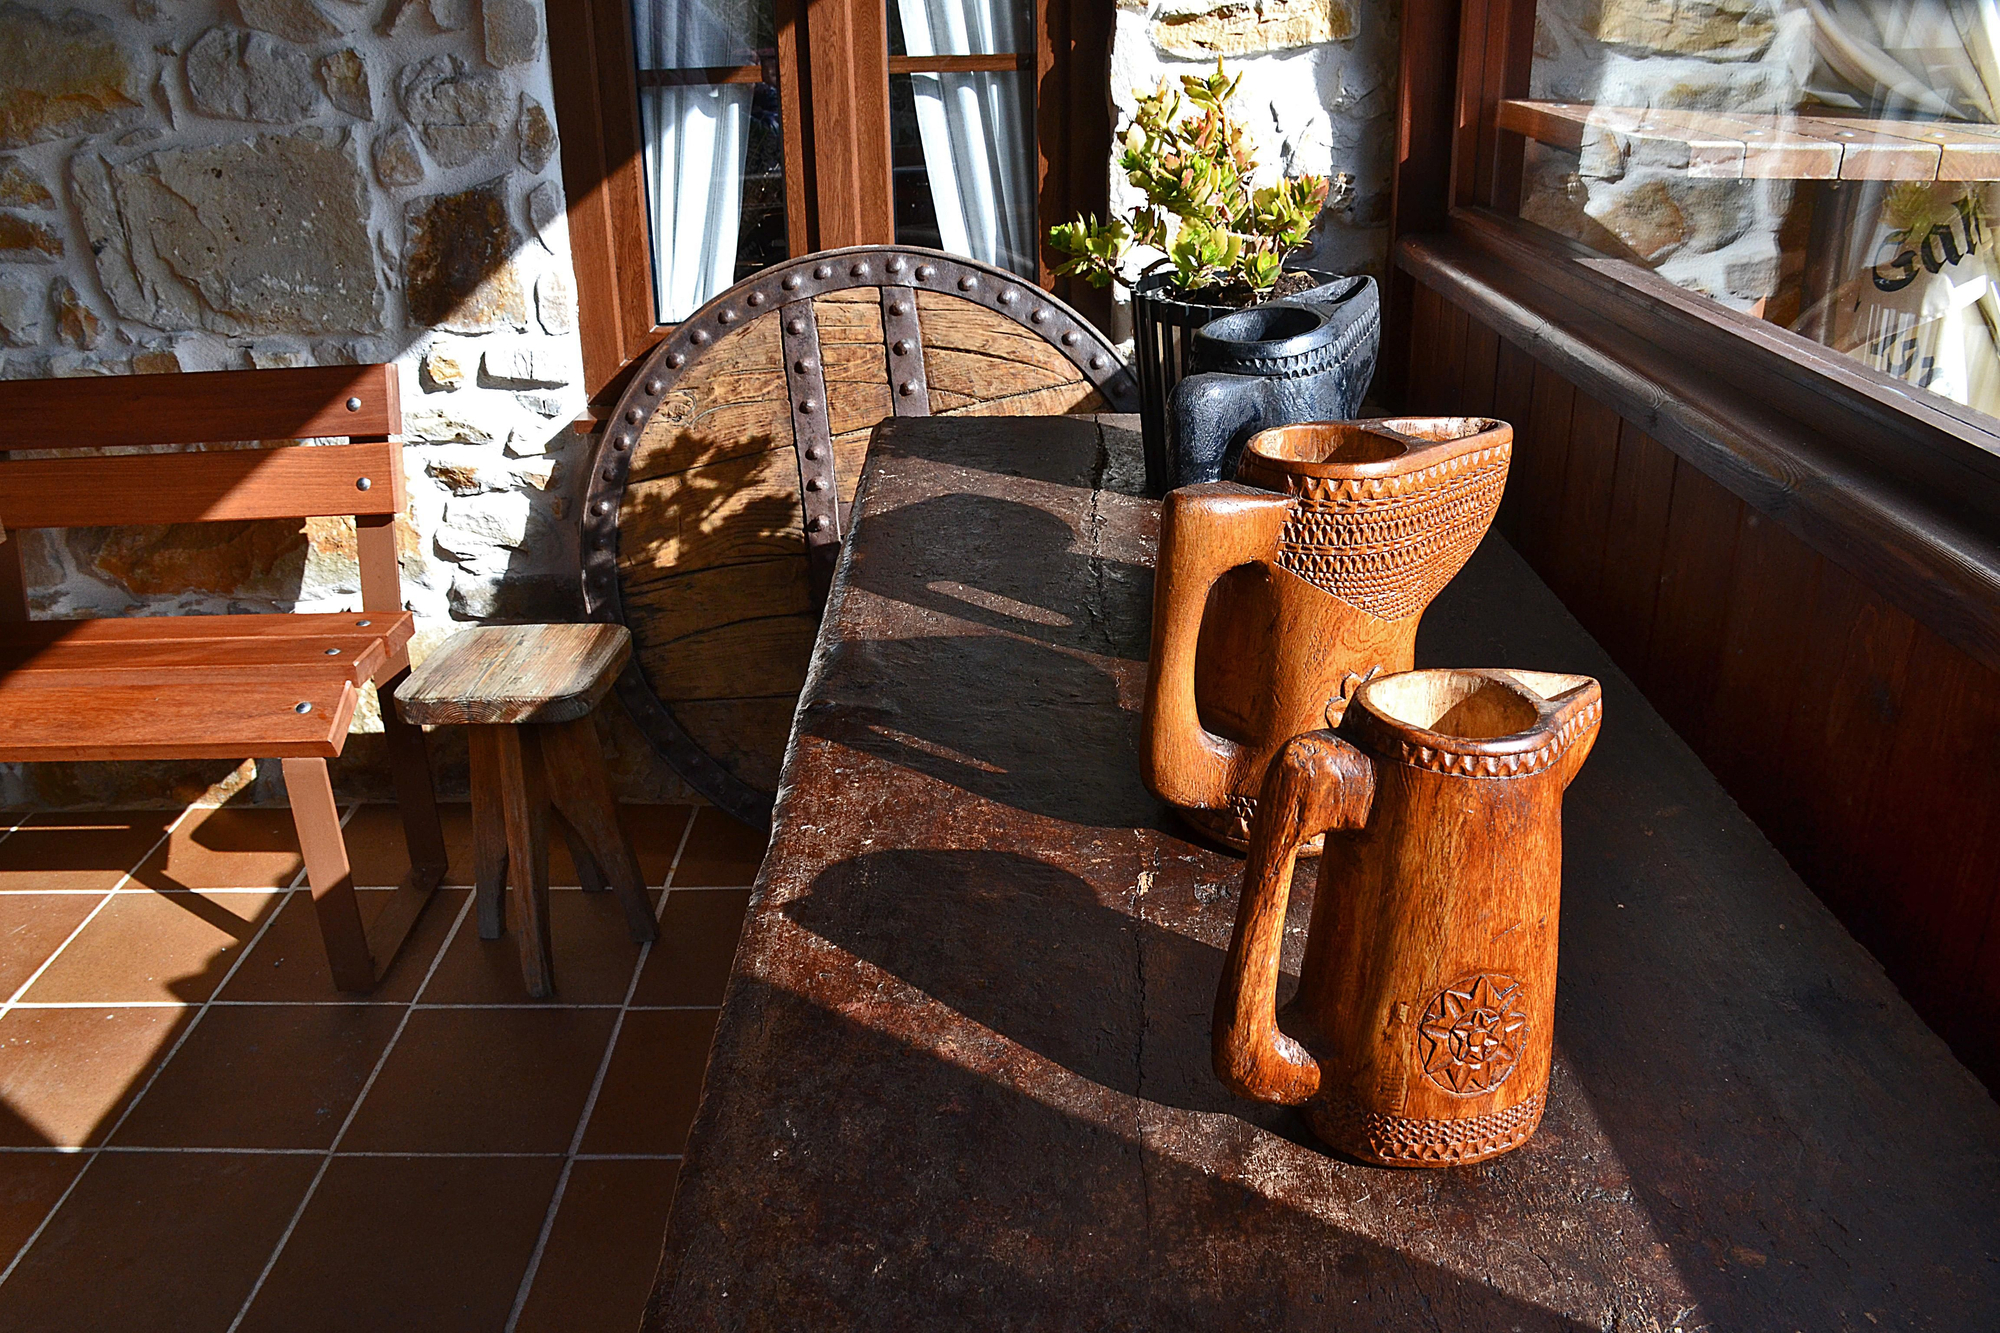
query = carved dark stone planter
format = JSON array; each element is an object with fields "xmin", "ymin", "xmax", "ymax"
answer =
[
  {"xmin": 1166, "ymin": 275, "xmax": 1381, "ymax": 489},
  {"xmin": 1130, "ymin": 272, "xmax": 1237, "ymax": 497}
]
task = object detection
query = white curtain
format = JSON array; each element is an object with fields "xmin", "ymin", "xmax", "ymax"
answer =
[
  {"xmin": 896, "ymin": 0, "xmax": 1037, "ymax": 278},
  {"xmin": 631, "ymin": 0, "xmax": 756, "ymax": 321}
]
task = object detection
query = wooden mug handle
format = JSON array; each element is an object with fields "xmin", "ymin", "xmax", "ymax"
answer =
[
  {"xmin": 1212, "ymin": 729, "xmax": 1376, "ymax": 1106},
  {"xmin": 1141, "ymin": 482, "xmax": 1293, "ymax": 810}
]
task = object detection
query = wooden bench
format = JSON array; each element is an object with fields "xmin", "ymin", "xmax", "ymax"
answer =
[{"xmin": 0, "ymin": 365, "xmax": 447, "ymax": 992}]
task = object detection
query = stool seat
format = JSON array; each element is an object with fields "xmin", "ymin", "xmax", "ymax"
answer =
[
  {"xmin": 396, "ymin": 623, "xmax": 630, "ymax": 726},
  {"xmin": 394, "ymin": 622, "xmax": 654, "ymax": 998}
]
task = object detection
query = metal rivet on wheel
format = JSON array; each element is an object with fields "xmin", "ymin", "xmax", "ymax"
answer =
[
  {"xmin": 787, "ymin": 317, "xmax": 805, "ymax": 335},
  {"xmin": 893, "ymin": 339, "xmax": 912, "ymax": 356},
  {"xmin": 899, "ymin": 380, "xmax": 917, "ymax": 396},
  {"xmin": 806, "ymin": 477, "xmax": 825, "ymax": 492},
  {"xmin": 613, "ymin": 435, "xmax": 630, "ymax": 450},
  {"xmin": 886, "ymin": 257, "xmax": 906, "ymax": 273},
  {"xmin": 691, "ymin": 329, "xmax": 711, "ymax": 345},
  {"xmin": 794, "ymin": 358, "xmax": 815, "ymax": 374},
  {"xmin": 782, "ymin": 274, "xmax": 801, "ymax": 291},
  {"xmin": 804, "ymin": 446, "xmax": 822, "ymax": 461},
  {"xmin": 666, "ymin": 352, "xmax": 684, "ymax": 368},
  {"xmin": 345, "ymin": 397, "xmax": 362, "ymax": 412},
  {"xmin": 1061, "ymin": 331, "xmax": 1078, "ymax": 346},
  {"xmin": 644, "ymin": 379, "xmax": 662, "ymax": 395},
  {"xmin": 1030, "ymin": 309, "xmax": 1048, "ymax": 323},
  {"xmin": 355, "ymin": 477, "xmax": 372, "ymax": 491},
  {"xmin": 889, "ymin": 301, "xmax": 908, "ymax": 316},
  {"xmin": 294, "ymin": 701, "xmax": 313, "ymax": 714},
  {"xmin": 603, "ymin": 466, "xmax": 619, "ymax": 481},
  {"xmin": 814, "ymin": 264, "xmax": 833, "ymax": 279},
  {"xmin": 799, "ymin": 399, "xmax": 818, "ymax": 414},
  {"xmin": 850, "ymin": 262, "xmax": 869, "ymax": 277},
  {"xmin": 747, "ymin": 291, "xmax": 765, "ymax": 306},
  {"xmin": 917, "ymin": 264, "xmax": 936, "ymax": 280},
  {"xmin": 719, "ymin": 309, "xmax": 737, "ymax": 325},
  {"xmin": 958, "ymin": 275, "xmax": 977, "ymax": 291},
  {"xmin": 999, "ymin": 290, "xmax": 1017, "ymax": 305},
  {"xmin": 808, "ymin": 515, "xmax": 827, "ymax": 532},
  {"xmin": 1090, "ymin": 354, "xmax": 1107, "ymax": 369},
  {"xmin": 593, "ymin": 499, "xmax": 610, "ymax": 515},
  {"xmin": 626, "ymin": 407, "xmax": 643, "ymax": 423}
]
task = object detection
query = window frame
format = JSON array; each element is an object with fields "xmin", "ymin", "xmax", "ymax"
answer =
[
  {"xmin": 548, "ymin": 0, "xmax": 1112, "ymax": 407},
  {"xmin": 1388, "ymin": 0, "xmax": 2000, "ymax": 672}
]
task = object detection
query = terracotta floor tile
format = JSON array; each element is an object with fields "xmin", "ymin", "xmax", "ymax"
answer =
[
  {"xmin": 342, "ymin": 803, "xmax": 480, "ymax": 888},
  {"xmin": 669, "ymin": 806, "xmax": 766, "ymax": 886},
  {"xmin": 0, "ymin": 1152, "xmax": 86, "ymax": 1268},
  {"xmin": 422, "ymin": 887, "xmax": 659, "ymax": 1005},
  {"xmin": 0, "ymin": 812, "xmax": 175, "ymax": 892},
  {"xmin": 631, "ymin": 888, "xmax": 750, "ymax": 1007},
  {"xmin": 579, "ymin": 1008, "xmax": 719, "ymax": 1155},
  {"xmin": 0, "ymin": 1151, "xmax": 317, "ymax": 1333},
  {"xmin": 0, "ymin": 1008, "xmax": 191, "ymax": 1147},
  {"xmin": 22, "ymin": 891, "xmax": 278, "ymax": 1005},
  {"xmin": 614, "ymin": 804, "xmax": 696, "ymax": 886},
  {"xmin": 110, "ymin": 1004, "xmax": 403, "ymax": 1150},
  {"xmin": 514, "ymin": 1158, "xmax": 680, "ymax": 1333},
  {"xmin": 0, "ymin": 895, "xmax": 103, "ymax": 1000},
  {"xmin": 340, "ymin": 1008, "xmax": 617, "ymax": 1153},
  {"xmin": 235, "ymin": 1155, "xmax": 562, "ymax": 1333},
  {"xmin": 218, "ymin": 887, "xmax": 468, "ymax": 1003},
  {"xmin": 130, "ymin": 806, "xmax": 305, "ymax": 892}
]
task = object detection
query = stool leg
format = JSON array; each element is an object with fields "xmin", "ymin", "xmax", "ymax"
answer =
[
  {"xmin": 467, "ymin": 726, "xmax": 510, "ymax": 941},
  {"xmin": 380, "ymin": 667, "xmax": 448, "ymax": 879},
  {"xmin": 282, "ymin": 757, "xmax": 374, "ymax": 992},
  {"xmin": 555, "ymin": 814, "xmax": 608, "ymax": 893},
  {"xmin": 542, "ymin": 715, "xmax": 658, "ymax": 943},
  {"xmin": 493, "ymin": 724, "xmax": 556, "ymax": 998}
]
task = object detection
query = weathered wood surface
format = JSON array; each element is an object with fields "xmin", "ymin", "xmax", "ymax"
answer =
[
  {"xmin": 0, "ymin": 363, "xmax": 400, "ymax": 449},
  {"xmin": 646, "ymin": 414, "xmax": 2000, "ymax": 1331},
  {"xmin": 395, "ymin": 623, "xmax": 631, "ymax": 725}
]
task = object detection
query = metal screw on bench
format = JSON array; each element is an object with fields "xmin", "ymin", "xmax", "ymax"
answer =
[
  {"xmin": 325, "ymin": 647, "xmax": 341, "ymax": 655},
  {"xmin": 355, "ymin": 477, "xmax": 371, "ymax": 491},
  {"xmin": 345, "ymin": 397, "xmax": 361, "ymax": 411},
  {"xmin": 294, "ymin": 701, "xmax": 313, "ymax": 714}
]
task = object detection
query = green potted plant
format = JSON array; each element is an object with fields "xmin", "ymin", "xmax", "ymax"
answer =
[{"xmin": 1050, "ymin": 61, "xmax": 1358, "ymax": 490}]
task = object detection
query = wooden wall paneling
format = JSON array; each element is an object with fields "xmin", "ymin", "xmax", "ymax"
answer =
[
  {"xmin": 1699, "ymin": 509, "xmax": 1825, "ymax": 821},
  {"xmin": 1459, "ymin": 318, "xmax": 1501, "ymax": 417},
  {"xmin": 1448, "ymin": 0, "xmax": 1491, "ymax": 210},
  {"xmin": 1640, "ymin": 461, "xmax": 1744, "ymax": 746},
  {"xmin": 1381, "ymin": 0, "xmax": 1460, "ymax": 408},
  {"xmin": 776, "ymin": 0, "xmax": 810, "ymax": 258},
  {"xmin": 1864, "ymin": 626, "xmax": 2000, "ymax": 1046},
  {"xmin": 1509, "ymin": 362, "xmax": 1577, "ymax": 572},
  {"xmin": 1407, "ymin": 282, "xmax": 1443, "ymax": 411},
  {"xmin": 1543, "ymin": 393, "xmax": 1621, "ymax": 629},
  {"xmin": 1773, "ymin": 562, "xmax": 1917, "ymax": 936},
  {"xmin": 1593, "ymin": 425, "xmax": 1676, "ymax": 678},
  {"xmin": 1488, "ymin": 336, "xmax": 1539, "ymax": 542},
  {"xmin": 1437, "ymin": 301, "xmax": 1470, "ymax": 412},
  {"xmin": 1036, "ymin": 0, "xmax": 1114, "ymax": 331}
]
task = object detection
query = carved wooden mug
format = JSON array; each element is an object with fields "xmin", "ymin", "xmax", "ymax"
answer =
[
  {"xmin": 1212, "ymin": 668, "xmax": 1602, "ymax": 1166},
  {"xmin": 1141, "ymin": 417, "xmax": 1512, "ymax": 848}
]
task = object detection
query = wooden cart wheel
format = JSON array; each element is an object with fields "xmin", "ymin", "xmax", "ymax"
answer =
[{"xmin": 580, "ymin": 246, "xmax": 1138, "ymax": 828}]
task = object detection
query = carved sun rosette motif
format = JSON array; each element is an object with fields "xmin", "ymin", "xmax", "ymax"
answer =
[{"xmin": 1417, "ymin": 973, "xmax": 1529, "ymax": 1095}]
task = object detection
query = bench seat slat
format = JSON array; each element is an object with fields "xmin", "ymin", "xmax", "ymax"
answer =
[
  {"xmin": 10, "ymin": 612, "xmax": 414, "ymax": 647},
  {"xmin": 2, "ymin": 635, "xmax": 395, "ymax": 686},
  {"xmin": 0, "ymin": 678, "xmax": 361, "ymax": 761}
]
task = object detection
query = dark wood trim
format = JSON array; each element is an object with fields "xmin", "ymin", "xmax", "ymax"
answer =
[
  {"xmin": 804, "ymin": 0, "xmax": 894, "ymax": 248},
  {"xmin": 636, "ymin": 64, "xmax": 765, "ymax": 87},
  {"xmin": 1398, "ymin": 218, "xmax": 2000, "ymax": 677},
  {"xmin": 1383, "ymin": 0, "xmax": 1461, "ymax": 406},
  {"xmin": 889, "ymin": 53, "xmax": 1030, "ymax": 74},
  {"xmin": 1036, "ymin": 0, "xmax": 1113, "ymax": 328}
]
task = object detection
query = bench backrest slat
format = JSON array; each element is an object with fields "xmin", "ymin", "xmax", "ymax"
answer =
[
  {"xmin": 0, "ymin": 441, "xmax": 403, "ymax": 529},
  {"xmin": 0, "ymin": 365, "xmax": 399, "ymax": 450}
]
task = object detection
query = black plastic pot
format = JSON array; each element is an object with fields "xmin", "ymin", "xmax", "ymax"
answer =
[{"xmin": 1167, "ymin": 274, "xmax": 1380, "ymax": 489}]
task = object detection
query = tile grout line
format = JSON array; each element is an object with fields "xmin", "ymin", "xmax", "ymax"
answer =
[
  {"xmin": 0, "ymin": 801, "xmax": 206, "ymax": 1289},
  {"xmin": 224, "ymin": 871, "xmax": 479, "ymax": 1333},
  {"xmin": 0, "ymin": 1146, "xmax": 686, "ymax": 1160},
  {"xmin": 502, "ymin": 807, "xmax": 699, "ymax": 1333}
]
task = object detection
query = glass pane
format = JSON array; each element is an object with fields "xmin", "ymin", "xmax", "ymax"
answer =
[
  {"xmin": 1514, "ymin": 0, "xmax": 2000, "ymax": 420},
  {"xmin": 887, "ymin": 0, "xmax": 1038, "ymax": 279},
  {"xmin": 629, "ymin": 0, "xmax": 788, "ymax": 323}
]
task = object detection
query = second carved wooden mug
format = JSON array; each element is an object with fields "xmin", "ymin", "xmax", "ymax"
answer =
[
  {"xmin": 1141, "ymin": 416, "xmax": 1512, "ymax": 848},
  {"xmin": 1212, "ymin": 668, "xmax": 1602, "ymax": 1166}
]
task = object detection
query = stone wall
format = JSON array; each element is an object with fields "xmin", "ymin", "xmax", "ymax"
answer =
[
  {"xmin": 1105, "ymin": 0, "xmax": 1401, "ymax": 319},
  {"xmin": 0, "ymin": 0, "xmax": 689, "ymax": 808}
]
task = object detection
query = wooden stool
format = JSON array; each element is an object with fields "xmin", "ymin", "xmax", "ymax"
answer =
[{"xmin": 395, "ymin": 623, "xmax": 657, "ymax": 997}]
